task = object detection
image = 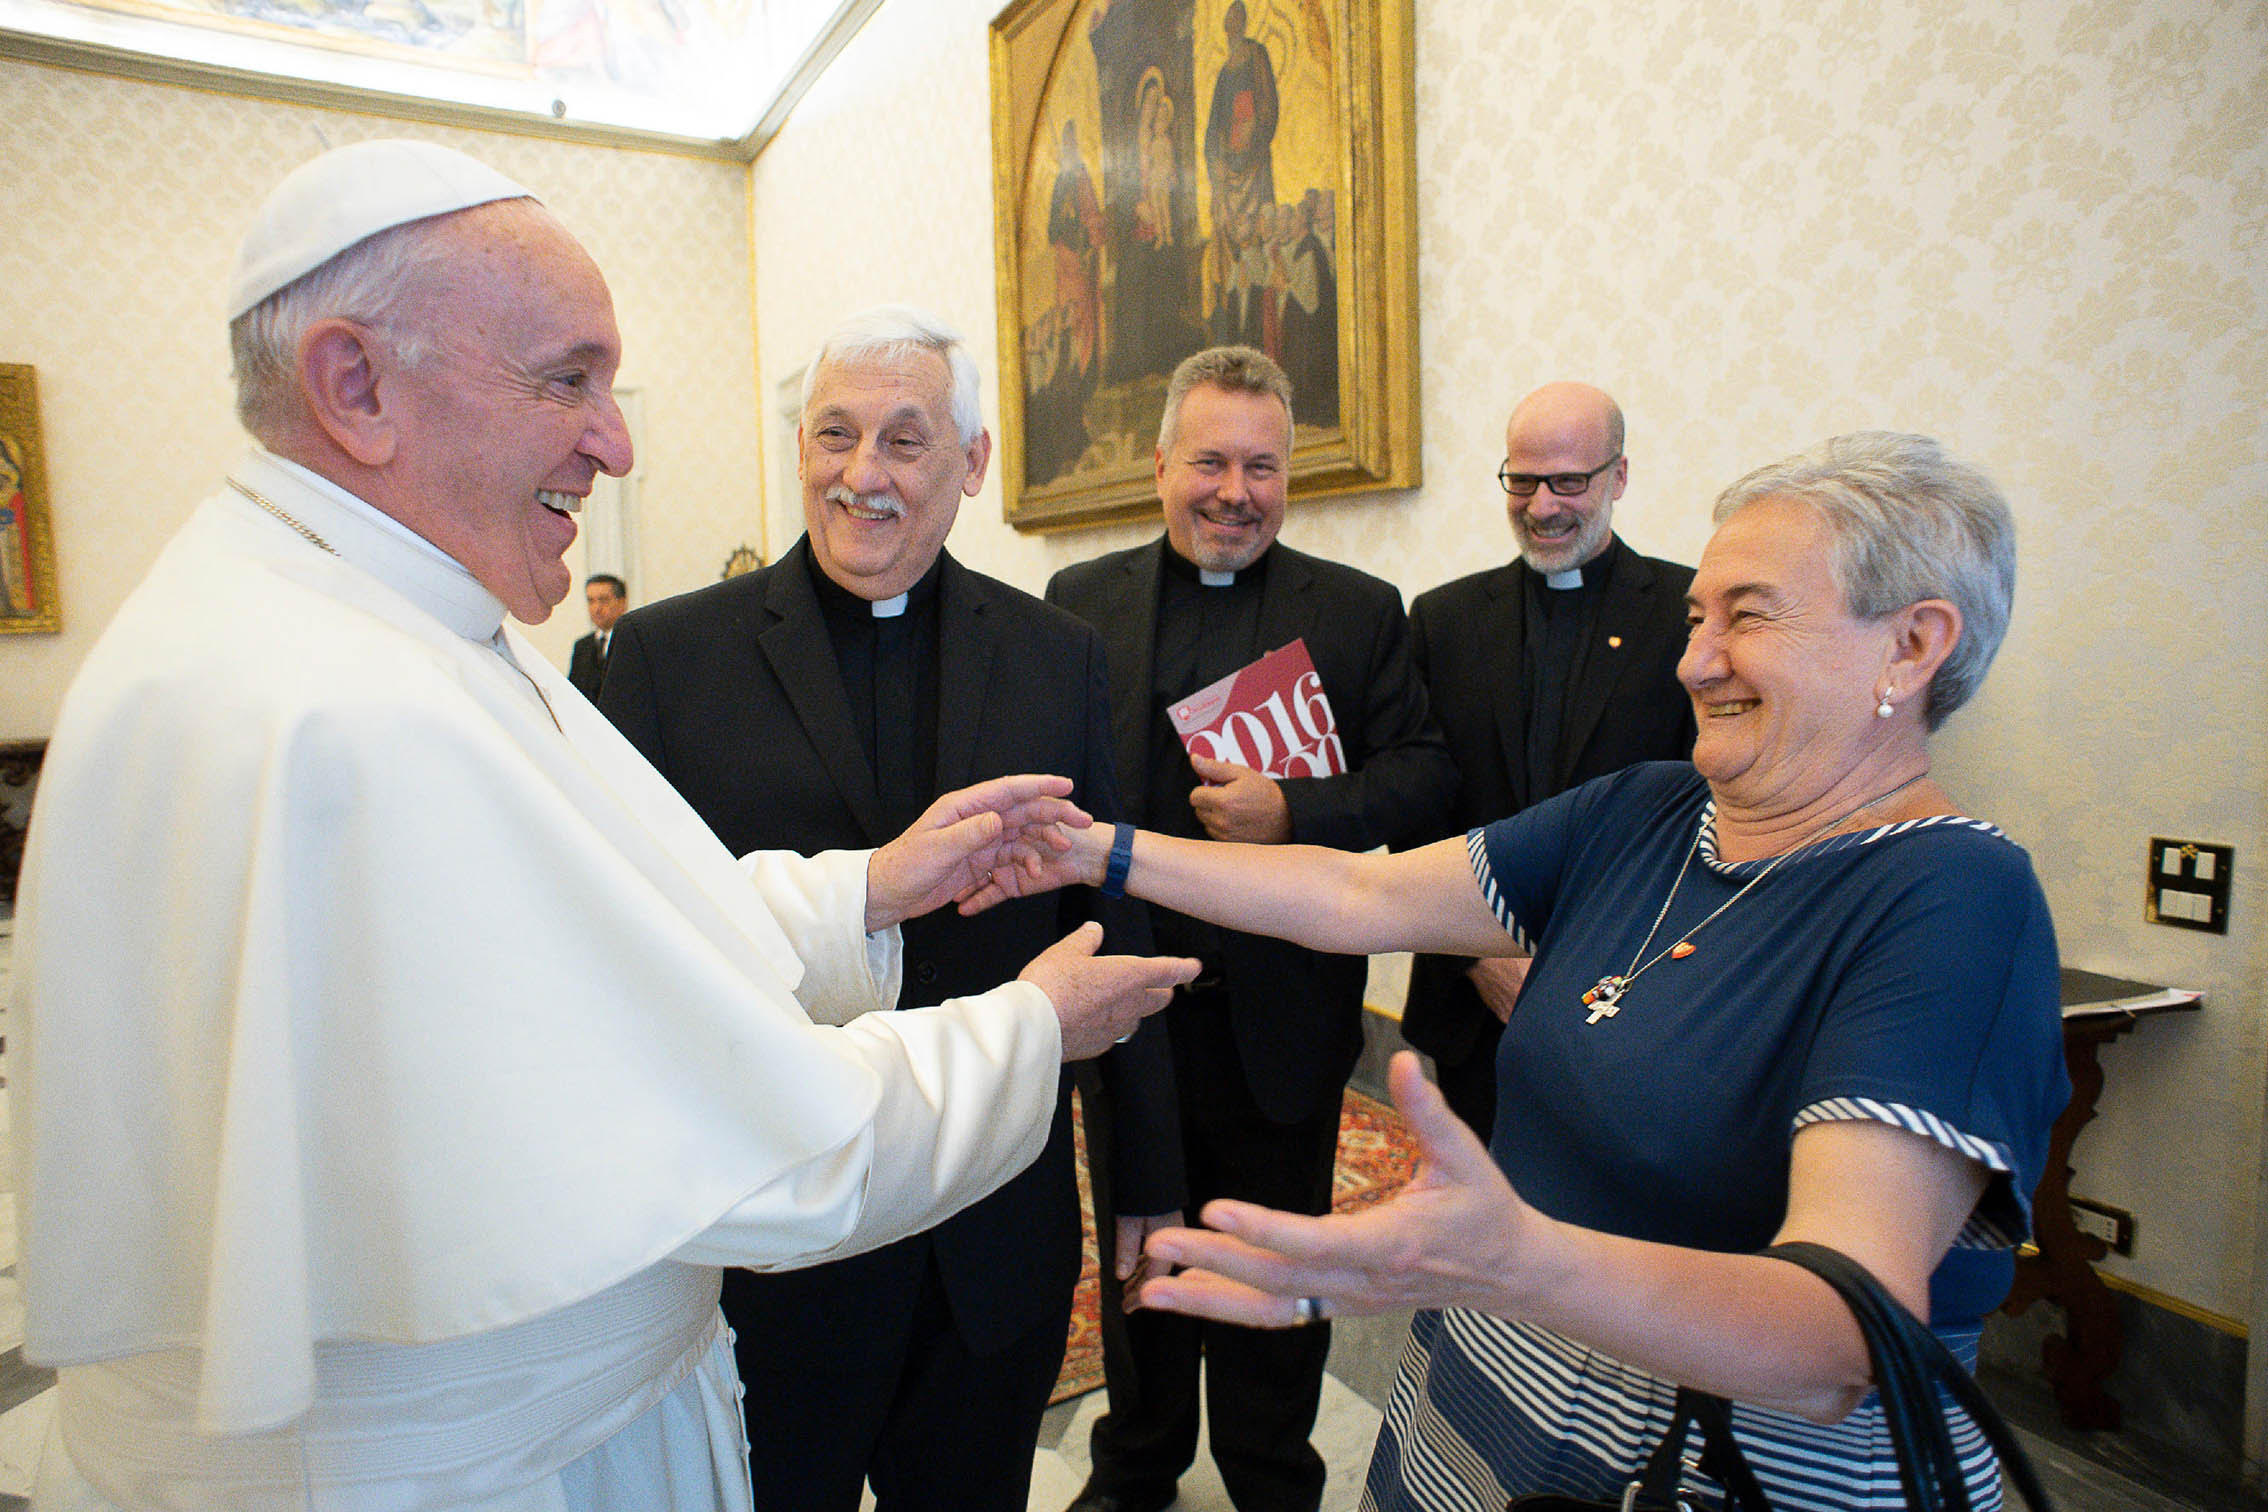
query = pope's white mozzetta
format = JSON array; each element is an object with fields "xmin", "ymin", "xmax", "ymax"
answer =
[{"xmin": 9, "ymin": 451, "xmax": 1063, "ymax": 1507}]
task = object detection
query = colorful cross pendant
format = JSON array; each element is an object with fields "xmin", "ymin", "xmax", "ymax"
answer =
[{"xmin": 1582, "ymin": 975, "xmax": 1626, "ymax": 1025}]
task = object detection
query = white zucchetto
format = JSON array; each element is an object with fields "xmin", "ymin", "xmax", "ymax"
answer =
[{"xmin": 227, "ymin": 139, "xmax": 536, "ymax": 319}]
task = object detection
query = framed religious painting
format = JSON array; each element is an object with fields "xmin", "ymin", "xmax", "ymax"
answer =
[
  {"xmin": 990, "ymin": 0, "xmax": 1419, "ymax": 531},
  {"xmin": 0, "ymin": 365, "xmax": 60, "ymax": 636}
]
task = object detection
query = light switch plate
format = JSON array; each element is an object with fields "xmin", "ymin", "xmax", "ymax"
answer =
[{"xmin": 2146, "ymin": 838, "xmax": 2233, "ymax": 934}]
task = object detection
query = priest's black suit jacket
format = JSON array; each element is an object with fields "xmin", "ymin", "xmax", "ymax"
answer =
[
  {"xmin": 1047, "ymin": 539, "xmax": 1458, "ymax": 1125},
  {"xmin": 1401, "ymin": 537, "xmax": 1696, "ymax": 1110},
  {"xmin": 598, "ymin": 540, "xmax": 1182, "ymax": 1476}
]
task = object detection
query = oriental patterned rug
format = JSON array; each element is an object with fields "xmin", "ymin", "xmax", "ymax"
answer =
[{"xmin": 1053, "ymin": 1088, "xmax": 1417, "ymax": 1405}]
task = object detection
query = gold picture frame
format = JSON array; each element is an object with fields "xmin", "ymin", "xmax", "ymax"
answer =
[
  {"xmin": 990, "ymin": 0, "xmax": 1420, "ymax": 532},
  {"xmin": 0, "ymin": 365, "xmax": 60, "ymax": 636}
]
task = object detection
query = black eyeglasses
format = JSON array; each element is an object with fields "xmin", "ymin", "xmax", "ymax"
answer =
[{"xmin": 1498, "ymin": 455, "xmax": 1621, "ymax": 498}]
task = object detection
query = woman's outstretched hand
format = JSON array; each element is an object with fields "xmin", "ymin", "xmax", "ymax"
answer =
[{"xmin": 1132, "ymin": 1052, "xmax": 1547, "ymax": 1327}]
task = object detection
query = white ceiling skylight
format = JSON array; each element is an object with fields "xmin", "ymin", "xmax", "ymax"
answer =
[{"xmin": 0, "ymin": 0, "xmax": 875, "ymax": 154}]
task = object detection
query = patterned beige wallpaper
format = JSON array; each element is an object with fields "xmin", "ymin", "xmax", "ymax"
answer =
[
  {"xmin": 0, "ymin": 0, "xmax": 2259, "ymax": 1341},
  {"xmin": 750, "ymin": 0, "xmax": 2268, "ymax": 1326},
  {"xmin": 0, "ymin": 57, "xmax": 762, "ymax": 711}
]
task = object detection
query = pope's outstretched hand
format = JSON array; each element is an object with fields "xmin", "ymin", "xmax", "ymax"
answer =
[{"xmin": 1020, "ymin": 920, "xmax": 1198, "ymax": 1062}]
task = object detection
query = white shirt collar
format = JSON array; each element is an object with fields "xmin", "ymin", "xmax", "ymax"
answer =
[{"xmin": 237, "ymin": 450, "xmax": 508, "ymax": 642}]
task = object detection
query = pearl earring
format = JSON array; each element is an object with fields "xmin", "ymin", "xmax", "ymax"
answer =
[{"xmin": 1875, "ymin": 689, "xmax": 1895, "ymax": 719}]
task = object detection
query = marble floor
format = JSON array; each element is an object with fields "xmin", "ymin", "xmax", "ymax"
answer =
[
  {"xmin": 0, "ymin": 918, "xmax": 2243, "ymax": 1511},
  {"xmin": 1023, "ymin": 1365, "xmax": 1385, "ymax": 1512}
]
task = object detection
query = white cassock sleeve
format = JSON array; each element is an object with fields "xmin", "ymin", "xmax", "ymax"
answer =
[
  {"xmin": 673, "ymin": 983, "xmax": 1062, "ymax": 1267},
  {"xmin": 735, "ymin": 846, "xmax": 905, "ymax": 1024},
  {"xmin": 674, "ymin": 845, "xmax": 1063, "ymax": 1267}
]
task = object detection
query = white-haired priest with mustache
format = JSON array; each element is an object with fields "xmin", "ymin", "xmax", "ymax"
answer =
[
  {"xmin": 7, "ymin": 146, "xmax": 1194, "ymax": 1511},
  {"xmin": 600, "ymin": 304, "xmax": 1185, "ymax": 1512}
]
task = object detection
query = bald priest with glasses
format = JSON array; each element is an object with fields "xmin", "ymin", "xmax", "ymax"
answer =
[{"xmin": 1402, "ymin": 382, "xmax": 1696, "ymax": 1139}]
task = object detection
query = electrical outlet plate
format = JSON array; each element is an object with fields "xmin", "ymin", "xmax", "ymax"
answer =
[
  {"xmin": 2069, "ymin": 1196, "xmax": 2135, "ymax": 1256},
  {"xmin": 2146, "ymin": 838, "xmax": 2232, "ymax": 934}
]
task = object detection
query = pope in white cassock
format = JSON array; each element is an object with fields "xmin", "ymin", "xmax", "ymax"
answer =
[{"xmin": 8, "ymin": 141, "xmax": 1196, "ymax": 1511}]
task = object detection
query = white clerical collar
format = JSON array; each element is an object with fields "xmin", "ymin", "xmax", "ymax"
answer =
[
  {"xmin": 1199, "ymin": 569, "xmax": 1236, "ymax": 587},
  {"xmin": 870, "ymin": 592, "xmax": 909, "ymax": 618},
  {"xmin": 1543, "ymin": 567, "xmax": 1584, "ymax": 590},
  {"xmin": 236, "ymin": 450, "xmax": 508, "ymax": 641}
]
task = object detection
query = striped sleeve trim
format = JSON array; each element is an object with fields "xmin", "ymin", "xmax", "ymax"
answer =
[
  {"xmin": 1793, "ymin": 1097, "xmax": 2028, "ymax": 1249},
  {"xmin": 1466, "ymin": 828, "xmax": 1531, "ymax": 951}
]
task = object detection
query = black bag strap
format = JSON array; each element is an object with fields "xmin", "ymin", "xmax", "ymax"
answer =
[
  {"xmin": 1766, "ymin": 1241, "xmax": 2056, "ymax": 1512},
  {"xmin": 1625, "ymin": 1387, "xmax": 1699, "ymax": 1508},
  {"xmin": 1610, "ymin": 1388, "xmax": 1774, "ymax": 1512},
  {"xmin": 1685, "ymin": 1391, "xmax": 1775, "ymax": 1512}
]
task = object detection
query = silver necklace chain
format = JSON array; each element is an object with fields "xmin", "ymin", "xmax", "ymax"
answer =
[
  {"xmin": 227, "ymin": 477, "xmax": 563, "ymax": 735},
  {"xmin": 229, "ymin": 478, "xmax": 336, "ymax": 555},
  {"xmin": 1581, "ymin": 770, "xmax": 1928, "ymax": 1025}
]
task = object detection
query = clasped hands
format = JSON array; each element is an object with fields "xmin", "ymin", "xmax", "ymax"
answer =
[
  {"xmin": 862, "ymin": 772, "xmax": 1094, "ymax": 931},
  {"xmin": 863, "ymin": 774, "xmax": 1197, "ymax": 1062},
  {"xmin": 948, "ymin": 755, "xmax": 1290, "ymax": 915}
]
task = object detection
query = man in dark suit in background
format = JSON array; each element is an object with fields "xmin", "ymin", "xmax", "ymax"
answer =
[
  {"xmin": 1048, "ymin": 346, "xmax": 1456, "ymax": 1512},
  {"xmin": 1403, "ymin": 381, "xmax": 1695, "ymax": 1141},
  {"xmin": 600, "ymin": 306, "xmax": 1182, "ymax": 1512},
  {"xmin": 566, "ymin": 572, "xmax": 626, "ymax": 698}
]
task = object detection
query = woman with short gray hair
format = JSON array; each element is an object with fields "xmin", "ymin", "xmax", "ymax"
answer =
[{"xmin": 979, "ymin": 433, "xmax": 2066, "ymax": 1511}]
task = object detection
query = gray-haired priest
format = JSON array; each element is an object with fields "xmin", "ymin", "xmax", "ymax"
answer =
[{"xmin": 6, "ymin": 140, "xmax": 1193, "ymax": 1511}]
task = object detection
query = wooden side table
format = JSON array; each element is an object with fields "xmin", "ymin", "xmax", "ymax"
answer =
[{"xmin": 2000, "ymin": 967, "xmax": 2200, "ymax": 1430}]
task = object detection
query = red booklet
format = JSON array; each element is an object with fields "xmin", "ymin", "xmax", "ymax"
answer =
[{"xmin": 1168, "ymin": 638, "xmax": 1346, "ymax": 778}]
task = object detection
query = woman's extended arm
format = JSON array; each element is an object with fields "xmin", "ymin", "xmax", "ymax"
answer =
[
  {"xmin": 961, "ymin": 824, "xmax": 1521, "ymax": 960},
  {"xmin": 1136, "ymin": 1053, "xmax": 1989, "ymax": 1423}
]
